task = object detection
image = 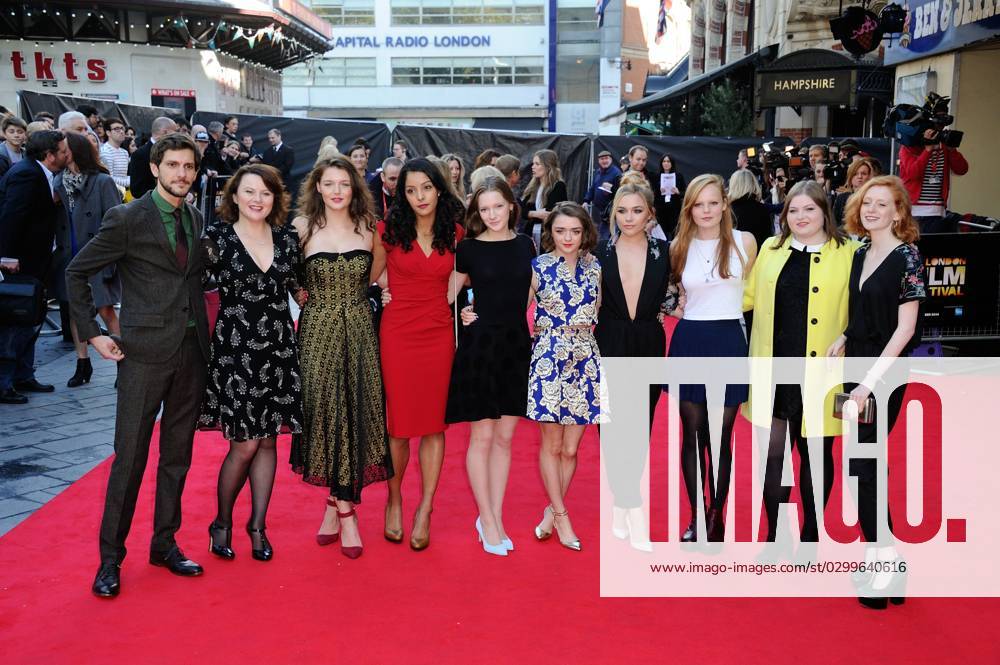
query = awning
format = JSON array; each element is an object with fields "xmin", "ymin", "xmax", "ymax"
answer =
[
  {"xmin": 643, "ymin": 56, "xmax": 689, "ymax": 96},
  {"xmin": 754, "ymin": 49, "xmax": 894, "ymax": 110},
  {"xmin": 626, "ymin": 44, "xmax": 778, "ymax": 114}
]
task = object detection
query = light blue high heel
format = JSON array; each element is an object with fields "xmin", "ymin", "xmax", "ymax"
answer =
[
  {"xmin": 476, "ymin": 517, "xmax": 508, "ymax": 557},
  {"xmin": 501, "ymin": 536, "xmax": 513, "ymax": 551}
]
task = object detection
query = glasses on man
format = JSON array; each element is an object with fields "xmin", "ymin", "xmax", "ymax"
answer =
[{"xmin": 109, "ymin": 126, "xmax": 125, "ymax": 132}]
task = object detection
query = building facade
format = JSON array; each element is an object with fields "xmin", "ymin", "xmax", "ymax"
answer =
[
  {"xmin": 0, "ymin": 0, "xmax": 330, "ymax": 116},
  {"xmin": 285, "ymin": 0, "xmax": 552, "ymax": 130}
]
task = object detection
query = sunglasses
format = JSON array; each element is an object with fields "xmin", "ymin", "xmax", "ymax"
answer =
[{"xmin": 775, "ymin": 176, "xmax": 787, "ymax": 182}]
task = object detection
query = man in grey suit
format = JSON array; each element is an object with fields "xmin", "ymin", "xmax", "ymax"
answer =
[{"xmin": 66, "ymin": 133, "xmax": 211, "ymax": 598}]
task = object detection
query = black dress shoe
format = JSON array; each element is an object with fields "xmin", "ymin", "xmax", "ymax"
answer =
[
  {"xmin": 0, "ymin": 388, "xmax": 28, "ymax": 405},
  {"xmin": 14, "ymin": 378, "xmax": 55, "ymax": 393},
  {"xmin": 149, "ymin": 546, "xmax": 204, "ymax": 576},
  {"xmin": 92, "ymin": 561, "xmax": 121, "ymax": 598}
]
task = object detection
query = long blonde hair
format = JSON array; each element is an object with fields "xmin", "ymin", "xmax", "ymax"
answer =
[
  {"xmin": 523, "ymin": 149, "xmax": 562, "ymax": 202},
  {"xmin": 670, "ymin": 173, "xmax": 743, "ymax": 285}
]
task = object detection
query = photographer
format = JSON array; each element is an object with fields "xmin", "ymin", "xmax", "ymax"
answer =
[
  {"xmin": 898, "ymin": 94, "xmax": 969, "ymax": 234},
  {"xmin": 899, "ymin": 130, "xmax": 968, "ymax": 234}
]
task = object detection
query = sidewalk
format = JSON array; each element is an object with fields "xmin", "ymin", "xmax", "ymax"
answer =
[{"xmin": 0, "ymin": 334, "xmax": 118, "ymax": 535}]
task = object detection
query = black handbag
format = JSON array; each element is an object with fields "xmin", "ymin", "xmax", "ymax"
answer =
[{"xmin": 0, "ymin": 275, "xmax": 46, "ymax": 326}]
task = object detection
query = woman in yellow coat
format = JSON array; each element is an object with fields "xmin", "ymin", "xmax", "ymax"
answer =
[{"xmin": 743, "ymin": 180, "xmax": 860, "ymax": 549}]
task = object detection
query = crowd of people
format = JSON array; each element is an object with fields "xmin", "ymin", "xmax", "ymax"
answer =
[{"xmin": 0, "ymin": 105, "xmax": 943, "ymax": 614}]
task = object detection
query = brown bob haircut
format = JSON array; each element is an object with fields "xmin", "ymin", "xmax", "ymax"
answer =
[
  {"xmin": 150, "ymin": 132, "xmax": 201, "ymax": 171},
  {"xmin": 844, "ymin": 175, "xmax": 920, "ymax": 244},
  {"xmin": 540, "ymin": 201, "xmax": 597, "ymax": 254},
  {"xmin": 465, "ymin": 176, "xmax": 520, "ymax": 237},
  {"xmin": 216, "ymin": 164, "xmax": 290, "ymax": 228}
]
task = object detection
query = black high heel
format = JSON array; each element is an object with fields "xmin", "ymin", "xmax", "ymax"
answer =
[
  {"xmin": 246, "ymin": 526, "xmax": 273, "ymax": 561},
  {"xmin": 208, "ymin": 522, "xmax": 235, "ymax": 560},
  {"xmin": 67, "ymin": 358, "xmax": 93, "ymax": 388}
]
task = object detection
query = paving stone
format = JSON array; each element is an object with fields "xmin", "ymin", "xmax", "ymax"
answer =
[
  {"xmin": 43, "ymin": 461, "xmax": 105, "ymax": 483},
  {"xmin": 44, "ymin": 419, "xmax": 116, "ymax": 437},
  {"xmin": 0, "ymin": 449, "xmax": 72, "ymax": 471},
  {"xmin": 0, "ymin": 446, "xmax": 47, "ymax": 463},
  {"xmin": 50, "ymin": 443, "xmax": 115, "ymax": 466},
  {"xmin": 0, "ymin": 498, "xmax": 43, "ymax": 519},
  {"xmin": 0, "ymin": 429, "xmax": 67, "ymax": 450},
  {"xmin": 0, "ymin": 511, "xmax": 34, "ymax": 536},
  {"xmin": 20, "ymin": 489, "xmax": 58, "ymax": 503},
  {"xmin": 0, "ymin": 475, "xmax": 65, "ymax": 499},
  {"xmin": 33, "ymin": 431, "xmax": 116, "ymax": 454}
]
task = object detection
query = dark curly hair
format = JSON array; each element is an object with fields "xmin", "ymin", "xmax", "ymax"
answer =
[{"xmin": 383, "ymin": 157, "xmax": 464, "ymax": 254}]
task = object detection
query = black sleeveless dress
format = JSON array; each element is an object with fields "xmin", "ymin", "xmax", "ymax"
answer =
[{"xmin": 445, "ymin": 234, "xmax": 535, "ymax": 422}]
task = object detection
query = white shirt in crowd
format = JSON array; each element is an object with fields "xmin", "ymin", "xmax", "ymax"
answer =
[{"xmin": 99, "ymin": 143, "xmax": 130, "ymax": 188}]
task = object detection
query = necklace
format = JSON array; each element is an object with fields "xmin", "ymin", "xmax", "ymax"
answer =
[{"xmin": 692, "ymin": 239, "xmax": 716, "ymax": 283}]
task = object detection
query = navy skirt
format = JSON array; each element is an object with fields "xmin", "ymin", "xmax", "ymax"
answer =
[{"xmin": 667, "ymin": 318, "xmax": 749, "ymax": 406}]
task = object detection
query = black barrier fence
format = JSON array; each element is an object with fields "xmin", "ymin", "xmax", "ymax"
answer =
[
  {"xmin": 191, "ymin": 111, "xmax": 392, "ymax": 205},
  {"xmin": 18, "ymin": 90, "xmax": 185, "ymax": 136},
  {"xmin": 393, "ymin": 125, "xmax": 592, "ymax": 203}
]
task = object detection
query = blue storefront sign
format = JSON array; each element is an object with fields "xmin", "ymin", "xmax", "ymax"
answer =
[{"xmin": 885, "ymin": 0, "xmax": 1000, "ymax": 65}]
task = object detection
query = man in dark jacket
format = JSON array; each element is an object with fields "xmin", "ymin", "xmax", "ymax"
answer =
[
  {"xmin": 262, "ymin": 128, "xmax": 295, "ymax": 185},
  {"xmin": 368, "ymin": 157, "xmax": 403, "ymax": 219},
  {"xmin": 584, "ymin": 150, "xmax": 621, "ymax": 242},
  {"xmin": 127, "ymin": 116, "xmax": 178, "ymax": 198},
  {"xmin": 0, "ymin": 130, "xmax": 71, "ymax": 403}
]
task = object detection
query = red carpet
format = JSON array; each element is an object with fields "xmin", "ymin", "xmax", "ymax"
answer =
[{"xmin": 1, "ymin": 406, "xmax": 998, "ymax": 663}]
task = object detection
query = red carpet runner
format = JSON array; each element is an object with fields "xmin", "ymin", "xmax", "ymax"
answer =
[{"xmin": 1, "ymin": 409, "xmax": 998, "ymax": 663}]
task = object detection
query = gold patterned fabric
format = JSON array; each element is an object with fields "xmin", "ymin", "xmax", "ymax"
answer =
[{"xmin": 290, "ymin": 250, "xmax": 392, "ymax": 502}]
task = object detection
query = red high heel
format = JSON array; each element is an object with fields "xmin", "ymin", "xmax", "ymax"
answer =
[
  {"xmin": 338, "ymin": 507, "xmax": 363, "ymax": 559},
  {"xmin": 316, "ymin": 496, "xmax": 340, "ymax": 546}
]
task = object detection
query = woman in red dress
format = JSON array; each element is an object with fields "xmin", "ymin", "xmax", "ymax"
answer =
[{"xmin": 377, "ymin": 158, "xmax": 466, "ymax": 550}]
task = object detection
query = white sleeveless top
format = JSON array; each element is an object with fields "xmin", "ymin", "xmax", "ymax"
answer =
[{"xmin": 680, "ymin": 230, "xmax": 748, "ymax": 320}]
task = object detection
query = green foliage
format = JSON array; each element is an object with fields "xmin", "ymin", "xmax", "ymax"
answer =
[{"xmin": 699, "ymin": 79, "xmax": 752, "ymax": 137}]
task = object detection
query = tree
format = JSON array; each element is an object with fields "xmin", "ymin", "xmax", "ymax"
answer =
[{"xmin": 700, "ymin": 79, "xmax": 753, "ymax": 137}]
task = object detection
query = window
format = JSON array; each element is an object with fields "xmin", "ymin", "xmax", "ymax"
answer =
[
  {"xmin": 390, "ymin": 0, "xmax": 544, "ymax": 25},
  {"xmin": 390, "ymin": 56, "xmax": 544, "ymax": 85},
  {"xmin": 555, "ymin": 53, "xmax": 598, "ymax": 102},
  {"xmin": 305, "ymin": 0, "xmax": 375, "ymax": 26},
  {"xmin": 287, "ymin": 57, "xmax": 377, "ymax": 86}
]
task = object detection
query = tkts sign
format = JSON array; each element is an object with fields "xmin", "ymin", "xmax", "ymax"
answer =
[{"xmin": 9, "ymin": 51, "xmax": 108, "ymax": 82}]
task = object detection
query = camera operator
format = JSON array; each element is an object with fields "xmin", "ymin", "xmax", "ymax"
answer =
[
  {"xmin": 900, "ymin": 128, "xmax": 968, "ymax": 234},
  {"xmin": 898, "ymin": 94, "xmax": 969, "ymax": 234}
]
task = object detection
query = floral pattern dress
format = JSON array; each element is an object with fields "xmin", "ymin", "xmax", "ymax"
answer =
[{"xmin": 526, "ymin": 253, "xmax": 602, "ymax": 424}]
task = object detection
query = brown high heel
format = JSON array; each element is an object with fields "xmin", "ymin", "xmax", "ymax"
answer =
[
  {"xmin": 316, "ymin": 496, "xmax": 340, "ymax": 546},
  {"xmin": 384, "ymin": 501, "xmax": 404, "ymax": 543},
  {"xmin": 410, "ymin": 506, "xmax": 432, "ymax": 551}
]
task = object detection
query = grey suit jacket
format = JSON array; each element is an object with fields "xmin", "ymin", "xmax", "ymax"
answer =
[{"xmin": 65, "ymin": 192, "xmax": 210, "ymax": 364}]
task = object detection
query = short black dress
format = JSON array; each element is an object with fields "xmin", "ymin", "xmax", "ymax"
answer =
[
  {"xmin": 445, "ymin": 234, "xmax": 535, "ymax": 422},
  {"xmin": 198, "ymin": 223, "xmax": 304, "ymax": 442}
]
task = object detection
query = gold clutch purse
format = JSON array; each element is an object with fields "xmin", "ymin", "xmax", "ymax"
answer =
[{"xmin": 833, "ymin": 392, "xmax": 875, "ymax": 424}]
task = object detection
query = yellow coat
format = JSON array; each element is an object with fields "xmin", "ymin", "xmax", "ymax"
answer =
[{"xmin": 742, "ymin": 235, "xmax": 860, "ymax": 436}]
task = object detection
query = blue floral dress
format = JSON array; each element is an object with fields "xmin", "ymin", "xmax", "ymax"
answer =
[{"xmin": 526, "ymin": 253, "xmax": 602, "ymax": 424}]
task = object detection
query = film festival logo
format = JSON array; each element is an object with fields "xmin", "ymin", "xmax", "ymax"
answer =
[{"xmin": 597, "ymin": 356, "xmax": 999, "ymax": 598}]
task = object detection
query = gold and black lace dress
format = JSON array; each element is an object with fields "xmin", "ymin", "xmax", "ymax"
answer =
[{"xmin": 290, "ymin": 250, "xmax": 393, "ymax": 502}]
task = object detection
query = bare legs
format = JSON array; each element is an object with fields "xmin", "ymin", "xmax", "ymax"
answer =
[
  {"xmin": 538, "ymin": 422, "xmax": 586, "ymax": 546},
  {"xmin": 467, "ymin": 416, "xmax": 518, "ymax": 546},
  {"xmin": 385, "ymin": 432, "xmax": 446, "ymax": 547}
]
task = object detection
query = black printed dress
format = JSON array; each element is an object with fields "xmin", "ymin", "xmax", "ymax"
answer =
[{"xmin": 198, "ymin": 222, "xmax": 304, "ymax": 442}]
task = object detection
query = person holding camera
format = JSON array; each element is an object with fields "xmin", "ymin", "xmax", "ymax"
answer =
[{"xmin": 899, "ymin": 125, "xmax": 968, "ymax": 234}]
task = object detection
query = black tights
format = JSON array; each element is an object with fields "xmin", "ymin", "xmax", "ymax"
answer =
[
  {"xmin": 761, "ymin": 418, "xmax": 834, "ymax": 542},
  {"xmin": 214, "ymin": 437, "xmax": 277, "ymax": 549},
  {"xmin": 679, "ymin": 400, "xmax": 739, "ymax": 514}
]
